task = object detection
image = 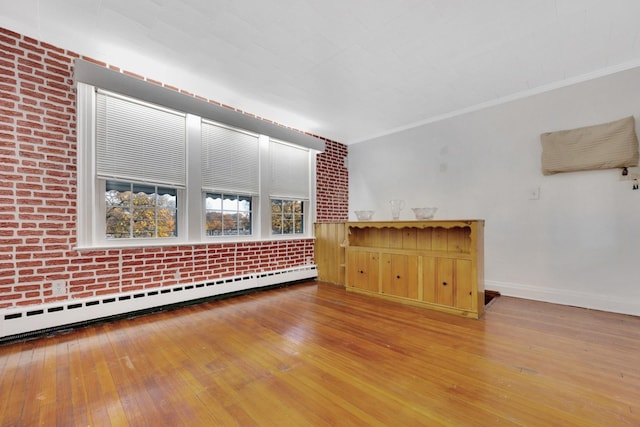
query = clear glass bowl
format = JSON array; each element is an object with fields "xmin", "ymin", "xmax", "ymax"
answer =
[
  {"xmin": 411, "ymin": 207, "xmax": 437, "ymax": 219},
  {"xmin": 354, "ymin": 210, "xmax": 374, "ymax": 220}
]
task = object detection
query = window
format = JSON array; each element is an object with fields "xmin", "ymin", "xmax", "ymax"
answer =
[
  {"xmin": 76, "ymin": 81, "xmax": 320, "ymax": 249},
  {"xmin": 205, "ymin": 193, "xmax": 252, "ymax": 236},
  {"xmin": 88, "ymin": 89, "xmax": 186, "ymax": 244},
  {"xmin": 201, "ymin": 121, "xmax": 258, "ymax": 239},
  {"xmin": 271, "ymin": 199, "xmax": 304, "ymax": 235},
  {"xmin": 106, "ymin": 181, "xmax": 178, "ymax": 239},
  {"xmin": 268, "ymin": 140, "xmax": 310, "ymax": 236}
]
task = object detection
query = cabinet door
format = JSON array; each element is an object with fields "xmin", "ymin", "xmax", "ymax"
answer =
[
  {"xmin": 347, "ymin": 250, "xmax": 379, "ymax": 292},
  {"xmin": 381, "ymin": 253, "xmax": 419, "ymax": 299},
  {"xmin": 455, "ymin": 259, "xmax": 474, "ymax": 310},
  {"xmin": 435, "ymin": 258, "xmax": 455, "ymax": 306},
  {"xmin": 431, "ymin": 258, "xmax": 475, "ymax": 310}
]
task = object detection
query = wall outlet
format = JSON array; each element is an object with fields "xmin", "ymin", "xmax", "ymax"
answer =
[
  {"xmin": 52, "ymin": 280, "xmax": 66, "ymax": 296},
  {"xmin": 528, "ymin": 186, "xmax": 541, "ymax": 200},
  {"xmin": 174, "ymin": 270, "xmax": 181, "ymax": 281}
]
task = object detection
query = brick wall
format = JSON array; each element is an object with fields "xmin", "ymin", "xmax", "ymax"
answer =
[
  {"xmin": 0, "ymin": 27, "xmax": 348, "ymax": 309},
  {"xmin": 316, "ymin": 140, "xmax": 349, "ymax": 222}
]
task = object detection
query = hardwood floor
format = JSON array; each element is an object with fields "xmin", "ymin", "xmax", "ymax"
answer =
[{"xmin": 1, "ymin": 281, "xmax": 639, "ymax": 426}]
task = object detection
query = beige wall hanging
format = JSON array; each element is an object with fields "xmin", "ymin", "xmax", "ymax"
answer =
[{"xmin": 540, "ymin": 116, "xmax": 639, "ymax": 175}]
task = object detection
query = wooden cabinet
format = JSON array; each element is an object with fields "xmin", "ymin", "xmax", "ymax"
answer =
[{"xmin": 345, "ymin": 220, "xmax": 484, "ymax": 319}]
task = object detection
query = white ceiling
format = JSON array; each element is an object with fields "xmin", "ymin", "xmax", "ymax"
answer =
[{"xmin": 2, "ymin": 0, "xmax": 640, "ymax": 144}]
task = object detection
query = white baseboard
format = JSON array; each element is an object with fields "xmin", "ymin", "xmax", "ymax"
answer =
[{"xmin": 486, "ymin": 279, "xmax": 640, "ymax": 317}]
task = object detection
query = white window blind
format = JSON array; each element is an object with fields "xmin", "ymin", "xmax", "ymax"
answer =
[
  {"xmin": 270, "ymin": 139, "xmax": 310, "ymax": 199},
  {"xmin": 201, "ymin": 121, "xmax": 260, "ymax": 194},
  {"xmin": 96, "ymin": 90, "xmax": 187, "ymax": 187}
]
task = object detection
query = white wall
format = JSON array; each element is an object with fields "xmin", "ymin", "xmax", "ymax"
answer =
[{"xmin": 349, "ymin": 66, "xmax": 640, "ymax": 316}]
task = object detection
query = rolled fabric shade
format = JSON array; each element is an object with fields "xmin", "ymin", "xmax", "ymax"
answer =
[{"xmin": 540, "ymin": 116, "xmax": 639, "ymax": 175}]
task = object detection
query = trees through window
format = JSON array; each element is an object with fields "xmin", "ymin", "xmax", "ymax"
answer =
[
  {"xmin": 271, "ymin": 199, "xmax": 304, "ymax": 235},
  {"xmin": 205, "ymin": 193, "xmax": 252, "ymax": 236},
  {"xmin": 105, "ymin": 181, "xmax": 177, "ymax": 239}
]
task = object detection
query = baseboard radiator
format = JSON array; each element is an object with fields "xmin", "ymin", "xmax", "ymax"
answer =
[{"xmin": 0, "ymin": 265, "xmax": 317, "ymax": 342}]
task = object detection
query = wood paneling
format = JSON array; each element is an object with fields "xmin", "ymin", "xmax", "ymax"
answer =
[
  {"xmin": 314, "ymin": 223, "xmax": 346, "ymax": 285},
  {"xmin": 1, "ymin": 281, "xmax": 639, "ymax": 426}
]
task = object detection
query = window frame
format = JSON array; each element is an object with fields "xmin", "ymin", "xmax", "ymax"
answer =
[
  {"xmin": 105, "ymin": 180, "xmax": 180, "ymax": 240},
  {"xmin": 204, "ymin": 192, "xmax": 254, "ymax": 238},
  {"xmin": 270, "ymin": 198, "xmax": 306, "ymax": 236},
  {"xmin": 93, "ymin": 179, "xmax": 187, "ymax": 247}
]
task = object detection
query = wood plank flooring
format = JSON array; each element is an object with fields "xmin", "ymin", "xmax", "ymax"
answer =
[{"xmin": 1, "ymin": 281, "xmax": 639, "ymax": 426}]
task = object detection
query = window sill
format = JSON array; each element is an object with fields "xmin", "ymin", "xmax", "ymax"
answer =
[{"xmin": 74, "ymin": 235, "xmax": 314, "ymax": 252}]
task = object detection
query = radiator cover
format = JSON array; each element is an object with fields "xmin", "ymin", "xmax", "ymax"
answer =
[{"xmin": 0, "ymin": 265, "xmax": 317, "ymax": 342}]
